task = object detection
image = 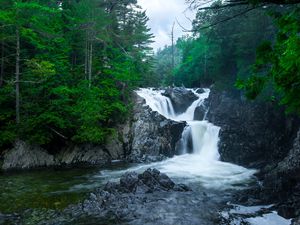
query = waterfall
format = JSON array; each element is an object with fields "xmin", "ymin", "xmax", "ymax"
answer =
[
  {"xmin": 98, "ymin": 88, "xmax": 256, "ymax": 190},
  {"xmin": 136, "ymin": 88, "xmax": 220, "ymax": 161}
]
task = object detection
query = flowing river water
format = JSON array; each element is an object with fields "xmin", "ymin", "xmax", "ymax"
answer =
[{"xmin": 0, "ymin": 88, "xmax": 292, "ymax": 224}]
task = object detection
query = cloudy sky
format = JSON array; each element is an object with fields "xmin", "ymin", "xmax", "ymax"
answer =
[{"xmin": 137, "ymin": 0, "xmax": 196, "ymax": 51}]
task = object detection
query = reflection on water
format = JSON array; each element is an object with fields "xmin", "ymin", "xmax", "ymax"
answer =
[{"xmin": 0, "ymin": 162, "xmax": 129, "ymax": 214}]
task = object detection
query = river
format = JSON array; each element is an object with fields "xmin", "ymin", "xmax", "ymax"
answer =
[{"xmin": 0, "ymin": 88, "xmax": 292, "ymax": 225}]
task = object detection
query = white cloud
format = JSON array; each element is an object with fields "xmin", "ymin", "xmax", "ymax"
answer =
[{"xmin": 137, "ymin": 0, "xmax": 195, "ymax": 51}]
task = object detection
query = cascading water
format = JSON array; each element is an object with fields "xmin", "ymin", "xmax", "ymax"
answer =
[
  {"xmin": 97, "ymin": 88, "xmax": 256, "ymax": 190},
  {"xmin": 136, "ymin": 88, "xmax": 220, "ymax": 160}
]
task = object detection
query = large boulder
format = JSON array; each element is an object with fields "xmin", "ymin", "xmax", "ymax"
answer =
[
  {"xmin": 2, "ymin": 140, "xmax": 55, "ymax": 170},
  {"xmin": 128, "ymin": 93, "xmax": 186, "ymax": 162},
  {"xmin": 163, "ymin": 87, "xmax": 198, "ymax": 113}
]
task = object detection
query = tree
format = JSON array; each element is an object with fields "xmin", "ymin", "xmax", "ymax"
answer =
[
  {"xmin": 236, "ymin": 7, "xmax": 300, "ymax": 114},
  {"xmin": 0, "ymin": 0, "xmax": 154, "ymax": 149}
]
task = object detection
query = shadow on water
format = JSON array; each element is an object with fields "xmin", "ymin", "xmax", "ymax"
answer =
[{"xmin": 0, "ymin": 162, "xmax": 130, "ymax": 214}]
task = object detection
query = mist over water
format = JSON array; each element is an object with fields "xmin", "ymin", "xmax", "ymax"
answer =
[{"xmin": 99, "ymin": 88, "xmax": 257, "ymax": 190}]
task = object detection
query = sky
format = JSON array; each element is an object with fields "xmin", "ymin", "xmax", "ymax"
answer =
[{"xmin": 137, "ymin": 0, "xmax": 196, "ymax": 51}]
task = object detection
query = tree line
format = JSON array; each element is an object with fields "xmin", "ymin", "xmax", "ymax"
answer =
[
  {"xmin": 0, "ymin": 0, "xmax": 154, "ymax": 150},
  {"xmin": 155, "ymin": 0, "xmax": 300, "ymax": 114}
]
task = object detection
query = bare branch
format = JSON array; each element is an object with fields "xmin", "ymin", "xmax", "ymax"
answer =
[
  {"xmin": 49, "ymin": 127, "xmax": 68, "ymax": 140},
  {"xmin": 196, "ymin": 6, "xmax": 258, "ymax": 30}
]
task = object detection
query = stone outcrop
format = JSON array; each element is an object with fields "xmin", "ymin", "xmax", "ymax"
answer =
[
  {"xmin": 41, "ymin": 169, "xmax": 192, "ymax": 225},
  {"xmin": 206, "ymin": 87, "xmax": 300, "ymax": 219},
  {"xmin": 2, "ymin": 141, "xmax": 55, "ymax": 170},
  {"xmin": 162, "ymin": 87, "xmax": 198, "ymax": 113},
  {"xmin": 128, "ymin": 93, "xmax": 186, "ymax": 162},
  {"xmin": 260, "ymin": 128, "xmax": 300, "ymax": 218},
  {"xmin": 56, "ymin": 144, "xmax": 111, "ymax": 167},
  {"xmin": 206, "ymin": 88, "xmax": 299, "ymax": 169}
]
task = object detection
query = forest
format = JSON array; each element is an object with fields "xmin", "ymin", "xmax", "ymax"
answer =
[
  {"xmin": 0, "ymin": 0, "xmax": 155, "ymax": 150},
  {"xmin": 156, "ymin": 0, "xmax": 300, "ymax": 113}
]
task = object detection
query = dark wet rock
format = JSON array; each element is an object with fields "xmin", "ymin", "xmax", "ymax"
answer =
[
  {"xmin": 162, "ymin": 87, "xmax": 198, "ymax": 113},
  {"xmin": 258, "ymin": 129, "xmax": 300, "ymax": 218},
  {"xmin": 196, "ymin": 88, "xmax": 205, "ymax": 94},
  {"xmin": 41, "ymin": 169, "xmax": 196, "ymax": 225},
  {"xmin": 292, "ymin": 216, "xmax": 300, "ymax": 225},
  {"xmin": 193, "ymin": 105, "xmax": 207, "ymax": 121},
  {"xmin": 127, "ymin": 93, "xmax": 186, "ymax": 162},
  {"xmin": 173, "ymin": 183, "xmax": 192, "ymax": 192},
  {"xmin": 206, "ymin": 88, "xmax": 300, "ymax": 169},
  {"xmin": 206, "ymin": 87, "xmax": 300, "ymax": 220}
]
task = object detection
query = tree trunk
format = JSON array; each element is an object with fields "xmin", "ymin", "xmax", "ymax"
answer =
[
  {"xmin": 16, "ymin": 28, "xmax": 20, "ymax": 124},
  {"xmin": 88, "ymin": 42, "xmax": 93, "ymax": 88},
  {"xmin": 0, "ymin": 40, "xmax": 4, "ymax": 87},
  {"xmin": 84, "ymin": 35, "xmax": 88, "ymax": 79},
  {"xmin": 171, "ymin": 22, "xmax": 175, "ymax": 70}
]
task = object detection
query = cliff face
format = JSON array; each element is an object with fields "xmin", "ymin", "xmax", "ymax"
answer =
[
  {"xmin": 1, "ymin": 92, "xmax": 185, "ymax": 170},
  {"xmin": 206, "ymin": 87, "xmax": 300, "ymax": 219},
  {"xmin": 206, "ymin": 88, "xmax": 299, "ymax": 169}
]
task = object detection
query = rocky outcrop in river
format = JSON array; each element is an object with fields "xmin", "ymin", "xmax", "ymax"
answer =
[
  {"xmin": 162, "ymin": 87, "xmax": 198, "ymax": 113},
  {"xmin": 30, "ymin": 169, "xmax": 217, "ymax": 225},
  {"xmin": 128, "ymin": 93, "xmax": 185, "ymax": 162}
]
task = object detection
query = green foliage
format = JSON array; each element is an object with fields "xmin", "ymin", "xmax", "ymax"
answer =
[
  {"xmin": 163, "ymin": 3, "xmax": 276, "ymax": 89},
  {"xmin": 152, "ymin": 45, "xmax": 181, "ymax": 86},
  {"xmin": 237, "ymin": 7, "xmax": 300, "ymax": 114},
  {"xmin": 0, "ymin": 0, "xmax": 153, "ymax": 149}
]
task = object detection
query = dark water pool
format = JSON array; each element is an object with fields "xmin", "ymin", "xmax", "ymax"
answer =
[{"xmin": 0, "ymin": 162, "xmax": 129, "ymax": 214}]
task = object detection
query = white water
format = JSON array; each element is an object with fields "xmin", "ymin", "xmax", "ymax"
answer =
[{"xmin": 92, "ymin": 88, "xmax": 256, "ymax": 190}]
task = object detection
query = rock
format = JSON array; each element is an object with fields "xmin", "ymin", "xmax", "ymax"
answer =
[
  {"xmin": 206, "ymin": 88, "xmax": 300, "ymax": 168},
  {"xmin": 260, "ymin": 129, "xmax": 300, "ymax": 218},
  {"xmin": 128, "ymin": 93, "xmax": 185, "ymax": 162},
  {"xmin": 194, "ymin": 105, "xmax": 207, "ymax": 121},
  {"xmin": 2, "ymin": 140, "xmax": 55, "ymax": 170},
  {"xmin": 104, "ymin": 134, "xmax": 124, "ymax": 160},
  {"xmin": 206, "ymin": 87, "xmax": 300, "ymax": 220},
  {"xmin": 120, "ymin": 172, "xmax": 139, "ymax": 192},
  {"xmin": 42, "ymin": 169, "xmax": 192, "ymax": 224},
  {"xmin": 196, "ymin": 88, "xmax": 205, "ymax": 94},
  {"xmin": 163, "ymin": 87, "xmax": 198, "ymax": 113},
  {"xmin": 57, "ymin": 144, "xmax": 111, "ymax": 167},
  {"xmin": 173, "ymin": 183, "xmax": 192, "ymax": 192}
]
